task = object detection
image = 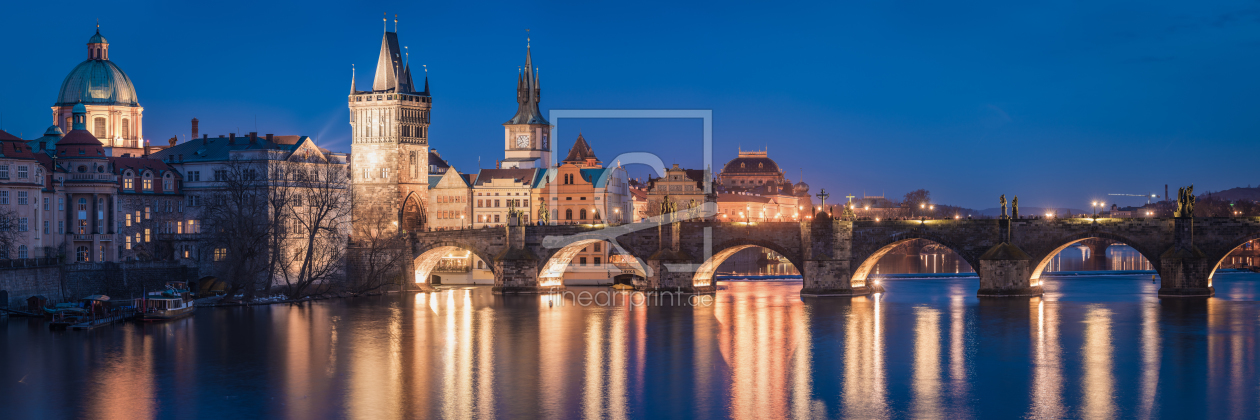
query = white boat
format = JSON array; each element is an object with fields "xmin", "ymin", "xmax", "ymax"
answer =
[{"xmin": 135, "ymin": 282, "xmax": 195, "ymax": 321}]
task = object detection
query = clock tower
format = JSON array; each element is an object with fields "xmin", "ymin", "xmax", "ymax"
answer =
[{"xmin": 501, "ymin": 40, "xmax": 551, "ymax": 169}]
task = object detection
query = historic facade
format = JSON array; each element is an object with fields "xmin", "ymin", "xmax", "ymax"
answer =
[
  {"xmin": 52, "ymin": 28, "xmax": 148, "ymax": 156},
  {"xmin": 348, "ymin": 29, "xmax": 431, "ymax": 233},
  {"xmin": 714, "ymin": 148, "xmax": 812, "ymax": 222}
]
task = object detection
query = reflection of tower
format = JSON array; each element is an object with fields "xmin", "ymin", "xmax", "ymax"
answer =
[
  {"xmin": 348, "ymin": 24, "xmax": 431, "ymax": 230},
  {"xmin": 501, "ymin": 37, "xmax": 552, "ymax": 169}
]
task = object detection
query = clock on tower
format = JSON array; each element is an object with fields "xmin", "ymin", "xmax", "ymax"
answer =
[{"xmin": 516, "ymin": 134, "xmax": 530, "ymax": 148}]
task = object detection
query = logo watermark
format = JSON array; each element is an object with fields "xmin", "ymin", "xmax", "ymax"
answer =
[{"xmin": 544, "ymin": 287, "xmax": 715, "ymax": 307}]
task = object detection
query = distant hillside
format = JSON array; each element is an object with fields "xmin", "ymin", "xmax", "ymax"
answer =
[
  {"xmin": 1198, "ymin": 186, "xmax": 1260, "ymax": 202},
  {"xmin": 977, "ymin": 206, "xmax": 1087, "ymax": 217}
]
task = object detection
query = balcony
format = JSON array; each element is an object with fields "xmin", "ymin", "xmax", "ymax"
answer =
[
  {"xmin": 72, "ymin": 234, "xmax": 113, "ymax": 242},
  {"xmin": 68, "ymin": 173, "xmax": 117, "ymax": 182}
]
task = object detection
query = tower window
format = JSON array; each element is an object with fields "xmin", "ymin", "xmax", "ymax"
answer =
[
  {"xmin": 122, "ymin": 119, "xmax": 130, "ymax": 139},
  {"xmin": 93, "ymin": 117, "xmax": 107, "ymax": 138}
]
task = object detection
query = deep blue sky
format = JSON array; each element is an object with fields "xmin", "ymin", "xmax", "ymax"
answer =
[{"xmin": 2, "ymin": 0, "xmax": 1258, "ymax": 209}]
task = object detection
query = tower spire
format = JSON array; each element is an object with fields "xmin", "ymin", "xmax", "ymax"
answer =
[
  {"xmin": 394, "ymin": 14, "xmax": 398, "ymax": 33},
  {"xmin": 383, "ymin": 12, "xmax": 387, "ymax": 32},
  {"xmin": 350, "ymin": 64, "xmax": 356, "ymax": 94}
]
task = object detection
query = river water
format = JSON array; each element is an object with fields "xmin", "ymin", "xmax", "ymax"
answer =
[{"xmin": 3, "ymin": 272, "xmax": 1259, "ymax": 419}]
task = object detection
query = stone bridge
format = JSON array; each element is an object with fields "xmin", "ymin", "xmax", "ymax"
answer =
[{"xmin": 407, "ymin": 215, "xmax": 1260, "ymax": 297}]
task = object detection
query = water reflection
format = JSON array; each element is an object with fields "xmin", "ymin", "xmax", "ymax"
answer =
[{"xmin": 4, "ymin": 275, "xmax": 1260, "ymax": 419}]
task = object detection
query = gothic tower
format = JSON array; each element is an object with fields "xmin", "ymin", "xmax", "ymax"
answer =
[
  {"xmin": 349, "ymin": 27, "xmax": 432, "ymax": 232},
  {"xmin": 501, "ymin": 40, "xmax": 551, "ymax": 169}
]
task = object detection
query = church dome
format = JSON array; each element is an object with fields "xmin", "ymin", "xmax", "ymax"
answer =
[
  {"xmin": 56, "ymin": 60, "xmax": 139, "ymax": 106},
  {"xmin": 722, "ymin": 154, "xmax": 781, "ymax": 175},
  {"xmin": 88, "ymin": 31, "xmax": 107, "ymax": 44}
]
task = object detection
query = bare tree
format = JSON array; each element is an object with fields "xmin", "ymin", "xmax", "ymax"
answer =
[
  {"xmin": 274, "ymin": 163, "xmax": 350, "ymax": 298},
  {"xmin": 0, "ymin": 207, "xmax": 22, "ymax": 259},
  {"xmin": 348, "ymin": 207, "xmax": 410, "ymax": 294},
  {"xmin": 200, "ymin": 158, "xmax": 273, "ymax": 301},
  {"xmin": 903, "ymin": 189, "xmax": 931, "ymax": 218}
]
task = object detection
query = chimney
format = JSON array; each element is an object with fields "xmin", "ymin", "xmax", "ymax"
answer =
[
  {"xmin": 1165, "ymin": 184, "xmax": 1169, "ymax": 201},
  {"xmin": 265, "ymin": 134, "xmax": 273, "ymax": 142},
  {"xmin": 202, "ymin": 135, "xmax": 207, "ymax": 145},
  {"xmin": 229, "ymin": 133, "xmax": 236, "ymax": 144},
  {"xmin": 191, "ymin": 118, "xmax": 199, "ymax": 140},
  {"xmin": 249, "ymin": 132, "xmax": 258, "ymax": 144}
]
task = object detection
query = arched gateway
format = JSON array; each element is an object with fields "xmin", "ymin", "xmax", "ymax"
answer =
[{"xmin": 405, "ymin": 214, "xmax": 1260, "ymax": 298}]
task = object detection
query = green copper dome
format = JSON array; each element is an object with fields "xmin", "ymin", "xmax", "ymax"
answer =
[
  {"xmin": 56, "ymin": 60, "xmax": 138, "ymax": 106},
  {"xmin": 88, "ymin": 30, "xmax": 107, "ymax": 44}
]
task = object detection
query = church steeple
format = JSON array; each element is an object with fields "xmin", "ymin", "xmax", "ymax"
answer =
[{"xmin": 505, "ymin": 40, "xmax": 547, "ymax": 125}]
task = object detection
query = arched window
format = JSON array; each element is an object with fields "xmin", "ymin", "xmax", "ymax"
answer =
[
  {"xmin": 76, "ymin": 246, "xmax": 89, "ymax": 262},
  {"xmin": 78, "ymin": 198, "xmax": 87, "ymax": 211},
  {"xmin": 580, "ymin": 209, "xmax": 587, "ymax": 220},
  {"xmin": 565, "ymin": 209, "xmax": 573, "ymax": 220},
  {"xmin": 163, "ymin": 173, "xmax": 173, "ymax": 191},
  {"xmin": 143, "ymin": 172, "xmax": 153, "ymax": 191}
]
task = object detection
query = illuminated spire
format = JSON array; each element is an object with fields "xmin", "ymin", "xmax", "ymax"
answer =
[{"xmin": 350, "ymin": 64, "xmax": 356, "ymax": 94}]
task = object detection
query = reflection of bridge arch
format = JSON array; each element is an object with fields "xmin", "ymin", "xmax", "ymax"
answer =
[
  {"xmin": 851, "ymin": 232, "xmax": 976, "ymax": 288},
  {"xmin": 1029, "ymin": 231, "xmax": 1161, "ymax": 283},
  {"xmin": 692, "ymin": 239, "xmax": 803, "ymax": 288},
  {"xmin": 412, "ymin": 241, "xmax": 497, "ymax": 285}
]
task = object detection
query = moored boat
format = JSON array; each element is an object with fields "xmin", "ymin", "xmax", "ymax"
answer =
[{"xmin": 136, "ymin": 282, "xmax": 195, "ymax": 321}]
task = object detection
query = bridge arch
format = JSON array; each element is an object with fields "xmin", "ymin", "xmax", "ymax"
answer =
[
  {"xmin": 1028, "ymin": 231, "xmax": 1161, "ymax": 283},
  {"xmin": 537, "ymin": 239, "xmax": 648, "ymax": 286},
  {"xmin": 412, "ymin": 240, "xmax": 497, "ymax": 286},
  {"xmin": 400, "ymin": 192, "xmax": 426, "ymax": 233},
  {"xmin": 1206, "ymin": 232, "xmax": 1260, "ymax": 283},
  {"xmin": 692, "ymin": 238, "xmax": 804, "ymax": 288},
  {"xmin": 851, "ymin": 232, "xmax": 977, "ymax": 288}
]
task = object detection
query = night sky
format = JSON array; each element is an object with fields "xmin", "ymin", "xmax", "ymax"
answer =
[{"xmin": 1, "ymin": 0, "xmax": 1258, "ymax": 209}]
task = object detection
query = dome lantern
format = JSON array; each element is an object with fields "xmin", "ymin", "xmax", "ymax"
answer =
[{"xmin": 87, "ymin": 26, "xmax": 108, "ymax": 60}]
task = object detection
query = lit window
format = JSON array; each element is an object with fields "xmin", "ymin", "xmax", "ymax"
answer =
[
  {"xmin": 126, "ymin": 214, "xmax": 131, "ymax": 227},
  {"xmin": 144, "ymin": 228, "xmax": 150, "ymax": 242},
  {"xmin": 214, "ymin": 248, "xmax": 227, "ymax": 261}
]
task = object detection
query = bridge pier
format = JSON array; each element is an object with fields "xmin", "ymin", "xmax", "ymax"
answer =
[
  {"xmin": 642, "ymin": 220, "xmax": 715, "ymax": 294},
  {"xmin": 801, "ymin": 259, "xmax": 881, "ymax": 296},
  {"xmin": 1157, "ymin": 218, "xmax": 1214, "ymax": 297},
  {"xmin": 492, "ymin": 221, "xmax": 558, "ymax": 294},
  {"xmin": 977, "ymin": 243, "xmax": 1043, "ymax": 297}
]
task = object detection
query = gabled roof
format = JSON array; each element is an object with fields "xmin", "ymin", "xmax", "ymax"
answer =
[
  {"xmin": 150, "ymin": 134, "xmax": 320, "ymax": 163},
  {"xmin": 111, "ymin": 156, "xmax": 180, "ymax": 177},
  {"xmin": 562, "ymin": 134, "xmax": 598, "ymax": 164}
]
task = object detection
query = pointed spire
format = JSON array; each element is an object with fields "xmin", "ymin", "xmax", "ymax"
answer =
[
  {"xmin": 505, "ymin": 31, "xmax": 548, "ymax": 126},
  {"xmin": 350, "ymin": 64, "xmax": 356, "ymax": 94},
  {"xmin": 371, "ymin": 30, "xmax": 401, "ymax": 91},
  {"xmin": 423, "ymin": 65, "xmax": 429, "ymax": 95}
]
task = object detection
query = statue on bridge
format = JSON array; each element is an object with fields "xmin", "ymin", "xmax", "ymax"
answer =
[
  {"xmin": 1000, "ymin": 194, "xmax": 1007, "ymax": 219},
  {"xmin": 1012, "ymin": 196, "xmax": 1019, "ymax": 219},
  {"xmin": 538, "ymin": 200, "xmax": 549, "ymax": 225},
  {"xmin": 1176, "ymin": 185, "xmax": 1196, "ymax": 217},
  {"xmin": 660, "ymin": 194, "xmax": 678, "ymax": 221}
]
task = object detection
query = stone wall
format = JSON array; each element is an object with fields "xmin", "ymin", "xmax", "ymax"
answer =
[{"xmin": 0, "ymin": 261, "xmax": 198, "ymax": 309}]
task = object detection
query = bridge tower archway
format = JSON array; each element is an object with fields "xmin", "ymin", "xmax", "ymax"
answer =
[{"xmin": 400, "ymin": 192, "xmax": 426, "ymax": 233}]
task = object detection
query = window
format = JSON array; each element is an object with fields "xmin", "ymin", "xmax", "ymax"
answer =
[
  {"xmin": 189, "ymin": 171, "xmax": 200, "ymax": 181},
  {"xmin": 17, "ymin": 166, "xmax": 27, "ymax": 179},
  {"xmin": 18, "ymin": 245, "xmax": 27, "ymax": 259},
  {"xmin": 188, "ymin": 220, "xmax": 198, "ymax": 233},
  {"xmin": 565, "ymin": 209, "xmax": 573, "ymax": 220},
  {"xmin": 93, "ymin": 117, "xmax": 106, "ymax": 138},
  {"xmin": 18, "ymin": 218, "xmax": 27, "ymax": 232},
  {"xmin": 163, "ymin": 174, "xmax": 173, "ymax": 191},
  {"xmin": 125, "ymin": 214, "xmax": 131, "ymax": 227},
  {"xmin": 58, "ymin": 221, "xmax": 63, "ymax": 234},
  {"xmin": 76, "ymin": 246, "xmax": 89, "ymax": 262},
  {"xmin": 58, "ymin": 197, "xmax": 63, "ymax": 211},
  {"xmin": 214, "ymin": 170, "xmax": 227, "ymax": 181},
  {"xmin": 122, "ymin": 119, "xmax": 130, "ymax": 139},
  {"xmin": 214, "ymin": 248, "xmax": 227, "ymax": 261},
  {"xmin": 143, "ymin": 178, "xmax": 152, "ymax": 191},
  {"xmin": 43, "ymin": 198, "xmax": 48, "ymax": 211},
  {"xmin": 182, "ymin": 245, "xmax": 190, "ymax": 259},
  {"xmin": 124, "ymin": 178, "xmax": 133, "ymax": 189},
  {"xmin": 144, "ymin": 228, "xmax": 150, "ymax": 242},
  {"xmin": 78, "ymin": 219, "xmax": 86, "ymax": 235},
  {"xmin": 579, "ymin": 257, "xmax": 587, "ymax": 266},
  {"xmin": 594, "ymin": 243, "xmax": 601, "ymax": 252},
  {"xmin": 125, "ymin": 235, "xmax": 131, "ymax": 250},
  {"xmin": 494, "ymin": 199, "xmax": 500, "ymax": 208},
  {"xmin": 78, "ymin": 198, "xmax": 86, "ymax": 211},
  {"xmin": 145, "ymin": 206, "xmax": 150, "ymax": 220},
  {"xmin": 594, "ymin": 257, "xmax": 601, "ymax": 266},
  {"xmin": 580, "ymin": 209, "xmax": 587, "ymax": 220},
  {"xmin": 362, "ymin": 168, "xmax": 370, "ymax": 179},
  {"xmin": 187, "ymin": 195, "xmax": 200, "ymax": 206},
  {"xmin": 43, "ymin": 221, "xmax": 48, "ymax": 234},
  {"xmin": 0, "ymin": 165, "xmax": 7, "ymax": 179},
  {"xmin": 17, "ymin": 191, "xmax": 26, "ymax": 205},
  {"xmin": 493, "ymin": 214, "xmax": 500, "ymax": 223},
  {"xmin": 0, "ymin": 191, "xmax": 7, "ymax": 205},
  {"xmin": 381, "ymin": 168, "xmax": 390, "ymax": 179}
]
